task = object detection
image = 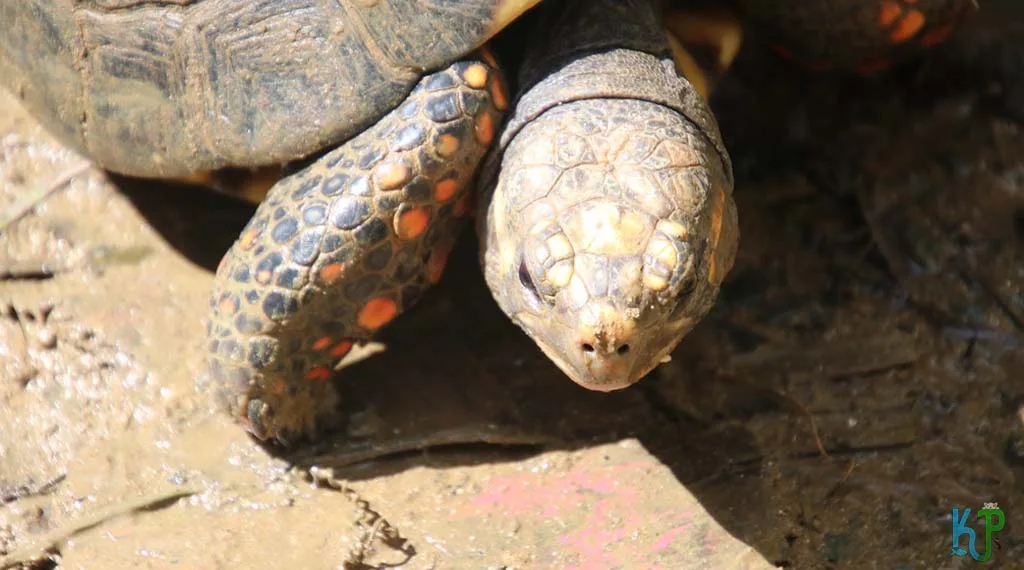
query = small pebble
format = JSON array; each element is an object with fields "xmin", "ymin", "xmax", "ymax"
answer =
[{"xmin": 36, "ymin": 327, "xmax": 57, "ymax": 349}]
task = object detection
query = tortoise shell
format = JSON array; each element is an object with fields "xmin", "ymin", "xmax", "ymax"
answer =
[{"xmin": 0, "ymin": 0, "xmax": 536, "ymax": 178}]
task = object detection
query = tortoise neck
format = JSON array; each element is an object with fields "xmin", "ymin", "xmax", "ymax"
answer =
[
  {"xmin": 516, "ymin": 0, "xmax": 669, "ymax": 90},
  {"xmin": 476, "ymin": 0, "xmax": 732, "ymax": 207}
]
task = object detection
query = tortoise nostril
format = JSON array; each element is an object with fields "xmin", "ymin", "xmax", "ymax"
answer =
[{"xmin": 581, "ymin": 343, "xmax": 630, "ymax": 356}]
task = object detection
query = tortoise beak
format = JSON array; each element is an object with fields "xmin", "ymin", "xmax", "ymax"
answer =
[
  {"xmin": 516, "ymin": 309, "xmax": 648, "ymax": 392},
  {"xmin": 535, "ymin": 335, "xmax": 645, "ymax": 392}
]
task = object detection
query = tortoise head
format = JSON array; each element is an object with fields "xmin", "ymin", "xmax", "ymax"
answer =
[{"xmin": 482, "ymin": 98, "xmax": 738, "ymax": 391}]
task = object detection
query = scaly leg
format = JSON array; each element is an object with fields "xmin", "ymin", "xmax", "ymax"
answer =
[{"xmin": 201, "ymin": 57, "xmax": 506, "ymax": 445}]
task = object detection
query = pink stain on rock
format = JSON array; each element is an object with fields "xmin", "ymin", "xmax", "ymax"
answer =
[
  {"xmin": 471, "ymin": 472, "xmax": 628, "ymax": 517},
  {"xmin": 457, "ymin": 453, "xmax": 706, "ymax": 567},
  {"xmin": 559, "ymin": 526, "xmax": 630, "ymax": 569},
  {"xmin": 652, "ymin": 523, "xmax": 692, "ymax": 552}
]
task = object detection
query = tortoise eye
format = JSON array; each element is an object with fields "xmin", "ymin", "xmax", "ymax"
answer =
[
  {"xmin": 518, "ymin": 258, "xmax": 542, "ymax": 305},
  {"xmin": 678, "ymin": 274, "xmax": 697, "ymax": 297}
]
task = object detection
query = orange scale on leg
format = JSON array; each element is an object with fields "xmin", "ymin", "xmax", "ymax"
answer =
[
  {"xmin": 239, "ymin": 228, "xmax": 260, "ymax": 251},
  {"xmin": 217, "ymin": 294, "xmax": 239, "ymax": 316},
  {"xmin": 461, "ymin": 63, "xmax": 490, "ymax": 89},
  {"xmin": 304, "ymin": 366, "xmax": 332, "ymax": 382},
  {"xmin": 920, "ymin": 21, "xmax": 956, "ymax": 47},
  {"xmin": 489, "ymin": 78, "xmax": 509, "ymax": 111},
  {"xmin": 436, "ymin": 133, "xmax": 462, "ymax": 158},
  {"xmin": 374, "ymin": 160, "xmax": 412, "ymax": 190},
  {"xmin": 357, "ymin": 297, "xmax": 398, "ymax": 331},
  {"xmin": 319, "ymin": 262, "xmax": 345, "ymax": 284},
  {"xmin": 475, "ymin": 112, "xmax": 495, "ymax": 145},
  {"xmin": 878, "ymin": 1, "xmax": 903, "ymax": 27},
  {"xmin": 890, "ymin": 10, "xmax": 925, "ymax": 43},
  {"xmin": 330, "ymin": 339, "xmax": 353, "ymax": 359},
  {"xmin": 312, "ymin": 336, "xmax": 333, "ymax": 351},
  {"xmin": 427, "ymin": 244, "xmax": 453, "ymax": 285},
  {"xmin": 434, "ymin": 178, "xmax": 459, "ymax": 202},
  {"xmin": 397, "ymin": 207, "xmax": 430, "ymax": 240}
]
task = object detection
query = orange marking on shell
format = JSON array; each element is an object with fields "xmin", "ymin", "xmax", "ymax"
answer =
[
  {"xmin": 890, "ymin": 10, "xmax": 925, "ymax": 43},
  {"xmin": 397, "ymin": 207, "xmax": 430, "ymax": 240},
  {"xmin": 217, "ymin": 295, "xmax": 239, "ymax": 315},
  {"xmin": 255, "ymin": 270, "xmax": 273, "ymax": 285},
  {"xmin": 374, "ymin": 161, "xmax": 411, "ymax": 190},
  {"xmin": 475, "ymin": 112, "xmax": 495, "ymax": 145},
  {"xmin": 330, "ymin": 339, "xmax": 353, "ymax": 359},
  {"xmin": 436, "ymin": 133, "xmax": 461, "ymax": 158},
  {"xmin": 462, "ymin": 63, "xmax": 489, "ymax": 88},
  {"xmin": 434, "ymin": 178, "xmax": 459, "ymax": 202},
  {"xmin": 271, "ymin": 378, "xmax": 288, "ymax": 394},
  {"xmin": 312, "ymin": 336, "xmax": 333, "ymax": 351},
  {"xmin": 357, "ymin": 297, "xmax": 398, "ymax": 330},
  {"xmin": 427, "ymin": 244, "xmax": 452, "ymax": 284},
  {"xmin": 319, "ymin": 262, "xmax": 345, "ymax": 284},
  {"xmin": 304, "ymin": 366, "xmax": 332, "ymax": 382},
  {"xmin": 878, "ymin": 1, "xmax": 903, "ymax": 26},
  {"xmin": 919, "ymin": 21, "xmax": 955, "ymax": 47},
  {"xmin": 216, "ymin": 256, "xmax": 228, "ymax": 275}
]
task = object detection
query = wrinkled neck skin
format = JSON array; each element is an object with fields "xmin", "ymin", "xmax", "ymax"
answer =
[{"xmin": 478, "ymin": 0, "xmax": 737, "ymax": 392}]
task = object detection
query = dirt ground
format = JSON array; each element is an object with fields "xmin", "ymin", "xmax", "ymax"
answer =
[{"xmin": 2, "ymin": 4, "xmax": 1024, "ymax": 570}]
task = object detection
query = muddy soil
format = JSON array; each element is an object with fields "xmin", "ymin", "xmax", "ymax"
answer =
[{"xmin": 2, "ymin": 4, "xmax": 1023, "ymax": 570}]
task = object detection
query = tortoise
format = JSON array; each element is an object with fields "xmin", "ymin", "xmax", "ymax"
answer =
[{"xmin": 0, "ymin": 0, "xmax": 974, "ymax": 445}]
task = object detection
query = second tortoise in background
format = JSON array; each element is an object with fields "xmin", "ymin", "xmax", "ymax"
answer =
[{"xmin": 732, "ymin": 0, "xmax": 976, "ymax": 71}]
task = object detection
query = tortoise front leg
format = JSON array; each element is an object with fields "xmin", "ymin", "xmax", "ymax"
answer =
[{"xmin": 201, "ymin": 57, "xmax": 505, "ymax": 445}]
